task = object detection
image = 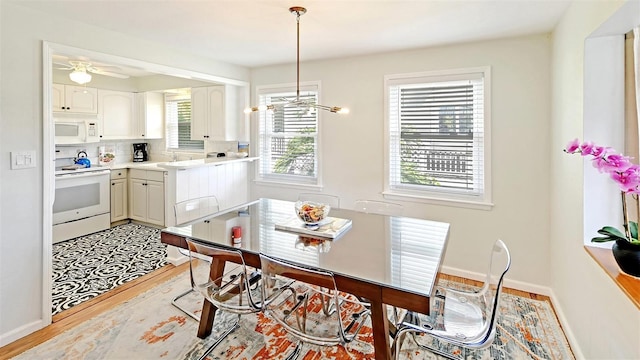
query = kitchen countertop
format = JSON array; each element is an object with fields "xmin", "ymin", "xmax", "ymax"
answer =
[
  {"xmin": 108, "ymin": 156, "xmax": 259, "ymax": 171},
  {"xmin": 157, "ymin": 156, "xmax": 259, "ymax": 170},
  {"xmin": 109, "ymin": 162, "xmax": 168, "ymax": 171}
]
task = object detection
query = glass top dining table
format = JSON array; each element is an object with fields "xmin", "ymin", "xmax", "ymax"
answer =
[{"xmin": 161, "ymin": 198, "xmax": 450, "ymax": 360}]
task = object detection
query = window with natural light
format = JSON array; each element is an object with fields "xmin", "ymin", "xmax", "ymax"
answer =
[
  {"xmin": 165, "ymin": 91, "xmax": 204, "ymax": 151},
  {"xmin": 384, "ymin": 67, "xmax": 491, "ymax": 208},
  {"xmin": 257, "ymin": 83, "xmax": 320, "ymax": 186}
]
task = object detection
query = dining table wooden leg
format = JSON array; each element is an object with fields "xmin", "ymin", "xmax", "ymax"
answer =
[
  {"xmin": 196, "ymin": 258, "xmax": 225, "ymax": 338},
  {"xmin": 369, "ymin": 299, "xmax": 392, "ymax": 360}
]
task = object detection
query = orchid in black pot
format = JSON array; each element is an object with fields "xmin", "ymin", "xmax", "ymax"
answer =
[{"xmin": 565, "ymin": 139, "xmax": 640, "ymax": 277}]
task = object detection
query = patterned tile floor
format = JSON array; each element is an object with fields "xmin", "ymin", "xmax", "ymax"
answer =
[{"xmin": 52, "ymin": 223, "xmax": 168, "ymax": 315}]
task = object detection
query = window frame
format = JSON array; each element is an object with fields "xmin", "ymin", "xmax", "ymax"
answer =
[
  {"xmin": 255, "ymin": 81, "xmax": 324, "ymax": 188},
  {"xmin": 383, "ymin": 67, "xmax": 493, "ymax": 210}
]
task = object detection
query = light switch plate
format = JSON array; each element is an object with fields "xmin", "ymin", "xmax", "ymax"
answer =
[{"xmin": 10, "ymin": 150, "xmax": 36, "ymax": 169}]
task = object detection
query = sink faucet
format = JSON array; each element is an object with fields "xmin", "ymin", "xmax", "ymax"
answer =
[{"xmin": 171, "ymin": 152, "xmax": 178, "ymax": 162}]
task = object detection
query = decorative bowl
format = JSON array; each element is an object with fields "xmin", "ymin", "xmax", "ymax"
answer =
[
  {"xmin": 295, "ymin": 236, "xmax": 331, "ymax": 253},
  {"xmin": 295, "ymin": 201, "xmax": 330, "ymax": 228}
]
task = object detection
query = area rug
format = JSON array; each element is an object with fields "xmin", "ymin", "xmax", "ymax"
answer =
[
  {"xmin": 52, "ymin": 223, "xmax": 167, "ymax": 315},
  {"xmin": 16, "ymin": 271, "xmax": 574, "ymax": 360}
]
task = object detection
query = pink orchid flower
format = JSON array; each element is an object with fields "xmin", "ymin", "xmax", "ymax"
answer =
[
  {"xmin": 580, "ymin": 141, "xmax": 594, "ymax": 156},
  {"xmin": 611, "ymin": 166, "xmax": 640, "ymax": 191},
  {"xmin": 591, "ymin": 145, "xmax": 608, "ymax": 157},
  {"xmin": 565, "ymin": 138, "xmax": 580, "ymax": 153}
]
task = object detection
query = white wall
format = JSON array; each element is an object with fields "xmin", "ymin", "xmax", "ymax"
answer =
[
  {"xmin": 250, "ymin": 34, "xmax": 552, "ymax": 291},
  {"xmin": 0, "ymin": 2, "xmax": 249, "ymax": 345},
  {"xmin": 550, "ymin": 0, "xmax": 640, "ymax": 358}
]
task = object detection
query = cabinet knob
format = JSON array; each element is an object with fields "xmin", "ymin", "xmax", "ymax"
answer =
[{"xmin": 112, "ymin": 182, "xmax": 115, "ymax": 185}]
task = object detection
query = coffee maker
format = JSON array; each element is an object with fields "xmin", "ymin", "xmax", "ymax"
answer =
[{"xmin": 132, "ymin": 143, "xmax": 149, "ymax": 162}]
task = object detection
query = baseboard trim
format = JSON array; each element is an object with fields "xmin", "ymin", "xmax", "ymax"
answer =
[
  {"xmin": 0, "ymin": 319, "xmax": 45, "ymax": 347},
  {"xmin": 165, "ymin": 244, "xmax": 188, "ymax": 266},
  {"xmin": 441, "ymin": 265, "xmax": 583, "ymax": 358},
  {"xmin": 440, "ymin": 265, "xmax": 551, "ymax": 296},
  {"xmin": 548, "ymin": 288, "xmax": 585, "ymax": 360}
]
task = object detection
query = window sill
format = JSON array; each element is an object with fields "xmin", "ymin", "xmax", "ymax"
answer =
[
  {"xmin": 382, "ymin": 191, "xmax": 494, "ymax": 210},
  {"xmin": 253, "ymin": 179, "xmax": 322, "ymax": 191},
  {"xmin": 584, "ymin": 245, "xmax": 640, "ymax": 309}
]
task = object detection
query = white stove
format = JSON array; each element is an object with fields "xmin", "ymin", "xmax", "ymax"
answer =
[{"xmin": 53, "ymin": 164, "xmax": 111, "ymax": 243}]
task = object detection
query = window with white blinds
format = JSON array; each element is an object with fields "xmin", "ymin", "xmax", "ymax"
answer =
[
  {"xmin": 165, "ymin": 93, "xmax": 204, "ymax": 151},
  {"xmin": 257, "ymin": 83, "xmax": 320, "ymax": 185},
  {"xmin": 385, "ymin": 67, "xmax": 491, "ymax": 206}
]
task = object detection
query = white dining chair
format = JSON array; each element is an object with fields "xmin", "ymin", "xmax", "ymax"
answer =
[
  {"xmin": 393, "ymin": 239, "xmax": 511, "ymax": 359},
  {"xmin": 171, "ymin": 196, "xmax": 220, "ymax": 320},
  {"xmin": 260, "ymin": 253, "xmax": 370, "ymax": 359},
  {"xmin": 298, "ymin": 193, "xmax": 341, "ymax": 209},
  {"xmin": 188, "ymin": 239, "xmax": 262, "ymax": 360},
  {"xmin": 353, "ymin": 200, "xmax": 403, "ymax": 216},
  {"xmin": 174, "ymin": 196, "xmax": 221, "ymax": 226}
]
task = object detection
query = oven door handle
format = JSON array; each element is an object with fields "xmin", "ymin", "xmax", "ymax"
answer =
[{"xmin": 55, "ymin": 170, "xmax": 111, "ymax": 179}]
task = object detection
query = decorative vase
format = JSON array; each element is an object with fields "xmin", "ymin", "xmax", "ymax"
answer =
[{"xmin": 612, "ymin": 239, "xmax": 640, "ymax": 277}]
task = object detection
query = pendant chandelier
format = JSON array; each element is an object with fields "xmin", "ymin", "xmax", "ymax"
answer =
[{"xmin": 244, "ymin": 6, "xmax": 348, "ymax": 115}]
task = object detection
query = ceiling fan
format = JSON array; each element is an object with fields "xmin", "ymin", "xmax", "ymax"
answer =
[{"xmin": 55, "ymin": 60, "xmax": 130, "ymax": 84}]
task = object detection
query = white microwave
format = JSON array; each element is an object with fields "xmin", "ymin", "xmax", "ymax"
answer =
[{"xmin": 55, "ymin": 120, "xmax": 100, "ymax": 144}]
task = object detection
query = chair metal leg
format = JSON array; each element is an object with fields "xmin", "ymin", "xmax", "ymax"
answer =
[
  {"xmin": 197, "ymin": 314, "xmax": 242, "ymax": 360},
  {"xmin": 171, "ymin": 288, "xmax": 200, "ymax": 321},
  {"xmin": 394, "ymin": 326, "xmax": 459, "ymax": 360},
  {"xmin": 284, "ymin": 341, "xmax": 303, "ymax": 360}
]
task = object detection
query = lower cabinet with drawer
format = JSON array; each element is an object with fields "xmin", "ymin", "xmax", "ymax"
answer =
[
  {"xmin": 129, "ymin": 169, "xmax": 166, "ymax": 226},
  {"xmin": 110, "ymin": 169, "xmax": 128, "ymax": 222}
]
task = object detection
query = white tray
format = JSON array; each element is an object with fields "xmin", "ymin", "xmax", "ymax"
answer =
[{"xmin": 275, "ymin": 217, "xmax": 352, "ymax": 239}]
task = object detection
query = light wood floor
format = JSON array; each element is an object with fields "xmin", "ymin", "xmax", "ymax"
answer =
[{"xmin": 0, "ymin": 267, "xmax": 554, "ymax": 359}]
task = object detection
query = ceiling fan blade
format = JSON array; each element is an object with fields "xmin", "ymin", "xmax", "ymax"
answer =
[
  {"xmin": 54, "ymin": 62, "xmax": 74, "ymax": 70},
  {"xmin": 87, "ymin": 68, "xmax": 130, "ymax": 79}
]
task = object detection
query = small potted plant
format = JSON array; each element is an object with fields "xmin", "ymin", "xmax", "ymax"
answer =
[{"xmin": 565, "ymin": 139, "xmax": 640, "ymax": 277}]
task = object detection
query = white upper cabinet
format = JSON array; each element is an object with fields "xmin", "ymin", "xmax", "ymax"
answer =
[
  {"xmin": 53, "ymin": 84, "xmax": 98, "ymax": 114},
  {"xmin": 98, "ymin": 89, "xmax": 135, "ymax": 139},
  {"xmin": 135, "ymin": 92, "xmax": 164, "ymax": 139},
  {"xmin": 191, "ymin": 85, "xmax": 241, "ymax": 141}
]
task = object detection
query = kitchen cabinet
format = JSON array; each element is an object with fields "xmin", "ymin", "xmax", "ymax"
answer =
[
  {"xmin": 110, "ymin": 169, "xmax": 128, "ymax": 222},
  {"xmin": 190, "ymin": 85, "xmax": 242, "ymax": 141},
  {"xmin": 129, "ymin": 169, "xmax": 165, "ymax": 226},
  {"xmin": 134, "ymin": 92, "xmax": 164, "ymax": 139},
  {"xmin": 174, "ymin": 161, "xmax": 249, "ymax": 211},
  {"xmin": 98, "ymin": 89, "xmax": 135, "ymax": 139},
  {"xmin": 53, "ymin": 83, "xmax": 98, "ymax": 114}
]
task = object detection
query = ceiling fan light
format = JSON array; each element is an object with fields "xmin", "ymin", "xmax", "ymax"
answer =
[{"xmin": 69, "ymin": 70, "xmax": 92, "ymax": 85}]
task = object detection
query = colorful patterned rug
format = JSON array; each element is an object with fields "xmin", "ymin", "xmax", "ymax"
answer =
[{"xmin": 15, "ymin": 271, "xmax": 574, "ymax": 359}]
